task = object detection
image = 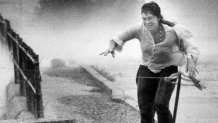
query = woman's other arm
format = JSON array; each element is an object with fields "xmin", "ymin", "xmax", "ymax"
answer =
[
  {"xmin": 173, "ymin": 24, "xmax": 200, "ymax": 76},
  {"xmin": 100, "ymin": 24, "xmax": 140, "ymax": 57}
]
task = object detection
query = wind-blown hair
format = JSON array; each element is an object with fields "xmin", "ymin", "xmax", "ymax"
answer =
[{"xmin": 141, "ymin": 1, "xmax": 175, "ymax": 27}]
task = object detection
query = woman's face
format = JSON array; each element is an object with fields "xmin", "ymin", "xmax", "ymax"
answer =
[{"xmin": 141, "ymin": 12, "xmax": 159, "ymax": 32}]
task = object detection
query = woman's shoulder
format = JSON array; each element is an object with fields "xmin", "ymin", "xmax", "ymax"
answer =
[
  {"xmin": 162, "ymin": 24, "xmax": 174, "ymax": 32},
  {"xmin": 162, "ymin": 23, "xmax": 193, "ymax": 39},
  {"xmin": 172, "ymin": 24, "xmax": 193, "ymax": 39}
]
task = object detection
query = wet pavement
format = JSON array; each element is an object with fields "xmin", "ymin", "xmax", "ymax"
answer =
[
  {"xmin": 41, "ymin": 64, "xmax": 140, "ymax": 122},
  {"xmin": 81, "ymin": 59, "xmax": 218, "ymax": 123}
]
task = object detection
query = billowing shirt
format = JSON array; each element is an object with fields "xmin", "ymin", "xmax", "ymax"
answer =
[{"xmin": 112, "ymin": 23, "xmax": 199, "ymax": 73}]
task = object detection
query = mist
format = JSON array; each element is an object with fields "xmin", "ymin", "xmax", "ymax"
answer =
[{"xmin": 0, "ymin": 0, "xmax": 218, "ymax": 67}]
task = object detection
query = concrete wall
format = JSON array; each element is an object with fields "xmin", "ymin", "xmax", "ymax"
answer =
[
  {"xmin": 5, "ymin": 82, "xmax": 35, "ymax": 120},
  {"xmin": 0, "ymin": 37, "xmax": 14, "ymax": 119}
]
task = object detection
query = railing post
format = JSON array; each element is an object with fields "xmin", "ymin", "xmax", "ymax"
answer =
[
  {"xmin": 15, "ymin": 37, "xmax": 21, "ymax": 84},
  {"xmin": 3, "ymin": 20, "xmax": 7, "ymax": 41},
  {"xmin": 19, "ymin": 51, "xmax": 27, "ymax": 96},
  {"xmin": 0, "ymin": 14, "xmax": 3, "ymax": 36},
  {"xmin": 173, "ymin": 73, "xmax": 182, "ymax": 123},
  {"xmin": 13, "ymin": 37, "xmax": 16, "ymax": 82},
  {"xmin": 4, "ymin": 20, "xmax": 10, "ymax": 48},
  {"xmin": 25, "ymin": 59, "xmax": 33, "ymax": 117},
  {"xmin": 13, "ymin": 35, "xmax": 19, "ymax": 84},
  {"xmin": 31, "ymin": 63, "xmax": 37, "ymax": 117},
  {"xmin": 9, "ymin": 30, "xmax": 16, "ymax": 51},
  {"xmin": 35, "ymin": 55, "xmax": 44, "ymax": 118}
]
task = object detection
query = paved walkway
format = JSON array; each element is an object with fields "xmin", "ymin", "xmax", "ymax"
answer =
[
  {"xmin": 82, "ymin": 62, "xmax": 218, "ymax": 123},
  {"xmin": 41, "ymin": 64, "xmax": 140, "ymax": 122}
]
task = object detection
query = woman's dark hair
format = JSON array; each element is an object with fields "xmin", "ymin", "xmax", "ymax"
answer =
[{"xmin": 141, "ymin": 1, "xmax": 175, "ymax": 27}]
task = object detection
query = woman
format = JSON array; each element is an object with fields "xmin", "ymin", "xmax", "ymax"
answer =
[{"xmin": 100, "ymin": 1, "xmax": 199, "ymax": 123}]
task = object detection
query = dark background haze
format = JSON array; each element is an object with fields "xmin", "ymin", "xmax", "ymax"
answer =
[{"xmin": 0, "ymin": 0, "xmax": 218, "ymax": 66}]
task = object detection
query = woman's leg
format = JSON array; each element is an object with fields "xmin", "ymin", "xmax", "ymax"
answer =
[
  {"xmin": 136, "ymin": 65, "xmax": 160, "ymax": 123},
  {"xmin": 155, "ymin": 66, "xmax": 178, "ymax": 123}
]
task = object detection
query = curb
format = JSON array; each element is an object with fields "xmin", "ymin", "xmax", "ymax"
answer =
[
  {"xmin": 6, "ymin": 82, "xmax": 35, "ymax": 120},
  {"xmin": 79, "ymin": 64, "xmax": 139, "ymax": 111}
]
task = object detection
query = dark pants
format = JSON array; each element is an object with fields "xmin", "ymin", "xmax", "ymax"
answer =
[{"xmin": 136, "ymin": 65, "xmax": 178, "ymax": 123}]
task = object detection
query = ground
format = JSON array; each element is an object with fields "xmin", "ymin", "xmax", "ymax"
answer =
[{"xmin": 41, "ymin": 64, "xmax": 140, "ymax": 122}]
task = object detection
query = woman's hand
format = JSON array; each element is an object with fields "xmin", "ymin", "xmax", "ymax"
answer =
[
  {"xmin": 100, "ymin": 40, "xmax": 118, "ymax": 58},
  {"xmin": 186, "ymin": 58, "xmax": 197, "ymax": 77},
  {"xmin": 99, "ymin": 49, "xmax": 115, "ymax": 58},
  {"xmin": 164, "ymin": 72, "xmax": 180, "ymax": 82}
]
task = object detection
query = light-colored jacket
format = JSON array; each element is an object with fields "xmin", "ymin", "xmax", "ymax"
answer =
[{"xmin": 112, "ymin": 23, "xmax": 199, "ymax": 73}]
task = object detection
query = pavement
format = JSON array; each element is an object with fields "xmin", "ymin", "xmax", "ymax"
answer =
[
  {"xmin": 81, "ymin": 63, "xmax": 218, "ymax": 123},
  {"xmin": 40, "ymin": 63, "xmax": 140, "ymax": 123},
  {"xmin": 40, "ymin": 60, "xmax": 218, "ymax": 123}
]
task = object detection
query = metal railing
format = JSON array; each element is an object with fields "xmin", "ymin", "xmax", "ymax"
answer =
[{"xmin": 0, "ymin": 14, "xmax": 44, "ymax": 118}]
